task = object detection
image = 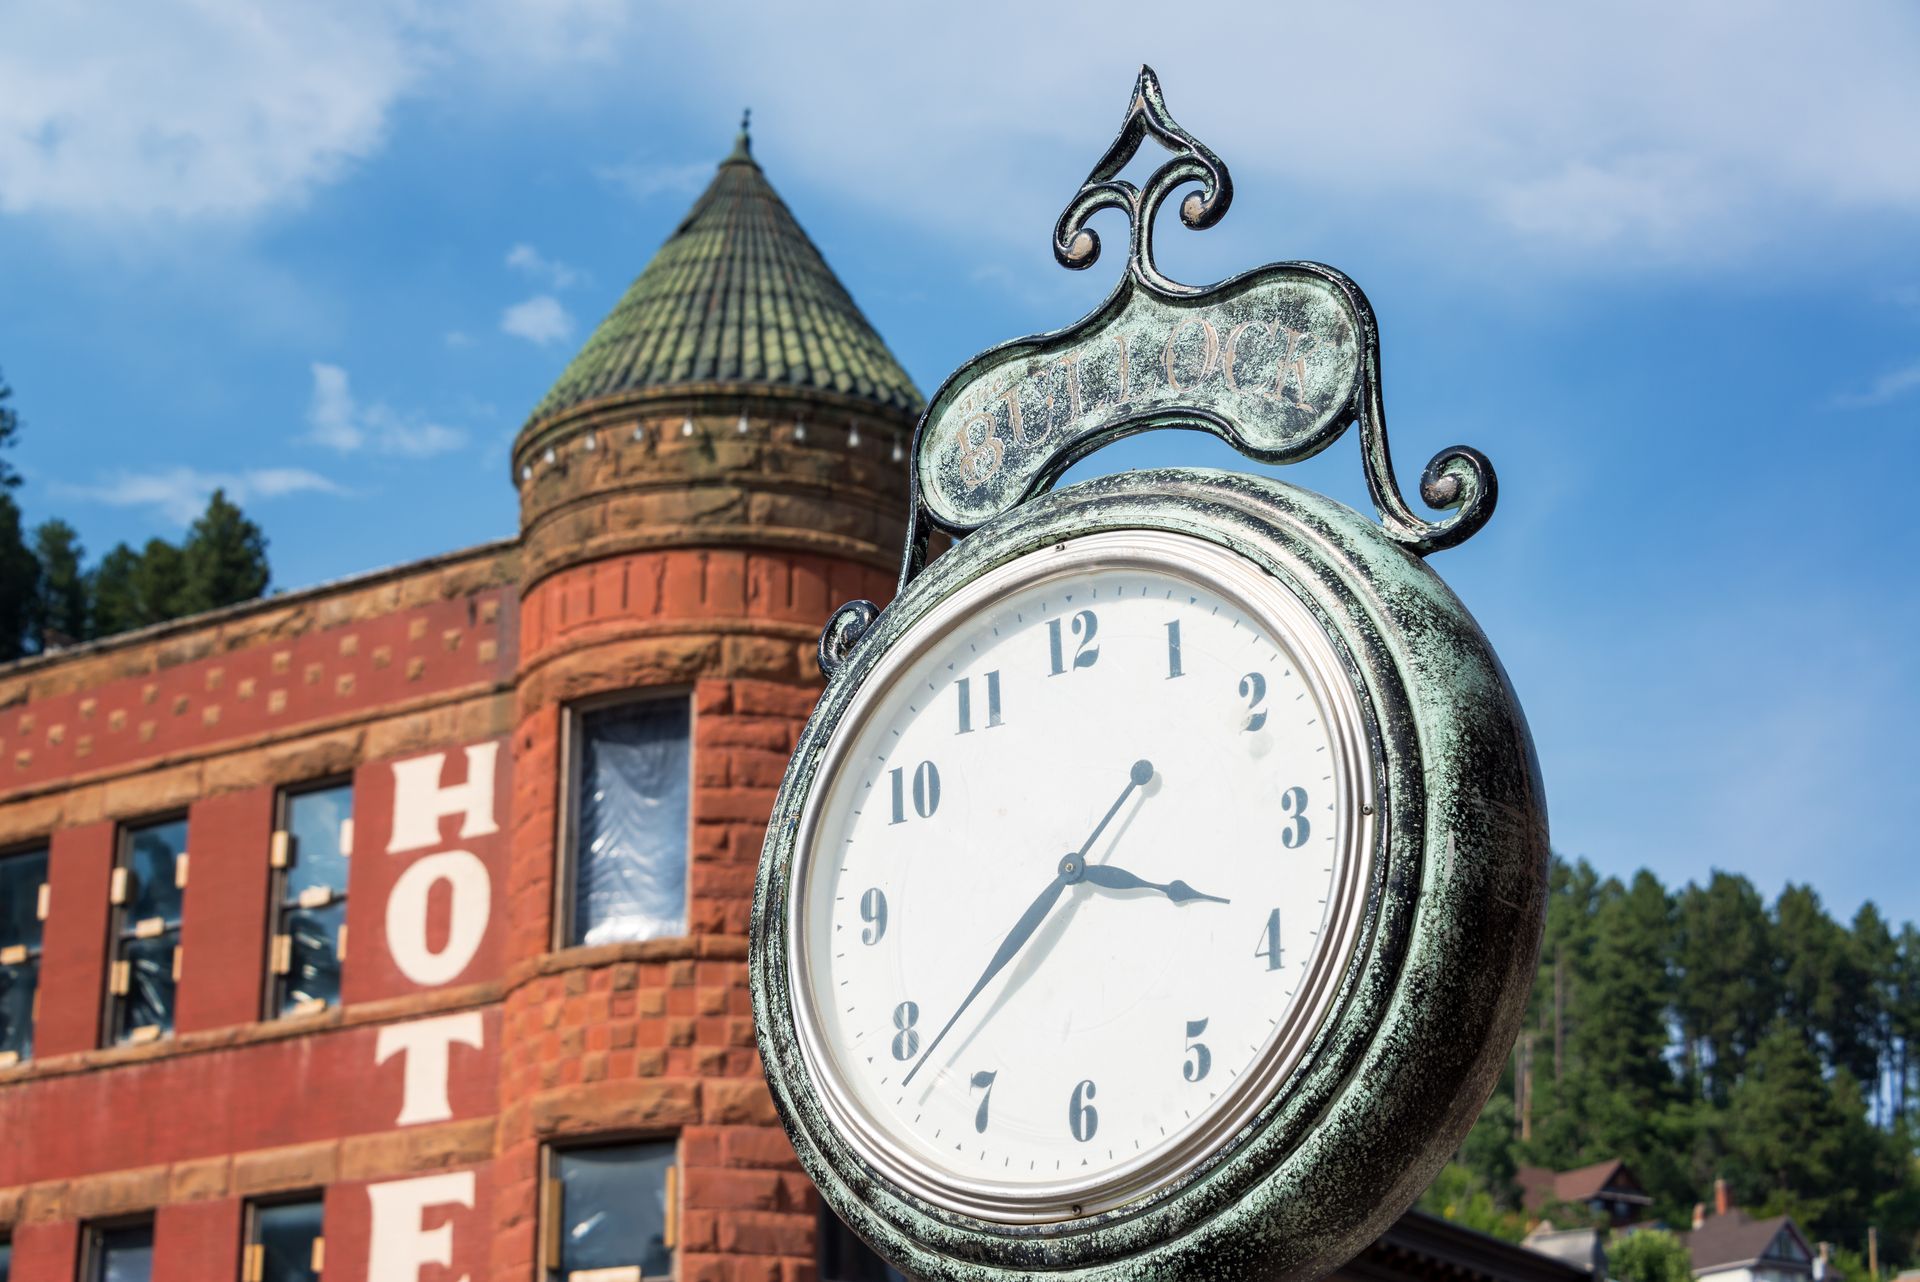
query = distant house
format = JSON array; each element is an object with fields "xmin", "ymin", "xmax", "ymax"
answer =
[
  {"xmin": 1517, "ymin": 1159, "xmax": 1655, "ymax": 1227},
  {"xmin": 1684, "ymin": 1183, "xmax": 1817, "ymax": 1282}
]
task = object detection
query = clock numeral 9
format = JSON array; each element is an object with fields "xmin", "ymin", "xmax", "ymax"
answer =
[
  {"xmin": 891, "ymin": 1001, "xmax": 920, "ymax": 1061},
  {"xmin": 955, "ymin": 671, "xmax": 1003, "ymax": 734},
  {"xmin": 1256, "ymin": 908, "xmax": 1283, "ymax": 971},
  {"xmin": 889, "ymin": 761, "xmax": 941, "ymax": 824},
  {"xmin": 1047, "ymin": 610, "xmax": 1099, "ymax": 676},
  {"xmin": 970, "ymin": 1070, "xmax": 997, "ymax": 1133},
  {"xmin": 1069, "ymin": 1078, "xmax": 1099, "ymax": 1142},
  {"xmin": 1280, "ymin": 785, "xmax": 1310, "ymax": 848},
  {"xmin": 859, "ymin": 888, "xmax": 887, "ymax": 945},
  {"xmin": 1239, "ymin": 671, "xmax": 1268, "ymax": 732},
  {"xmin": 1183, "ymin": 1018, "xmax": 1212, "ymax": 1082}
]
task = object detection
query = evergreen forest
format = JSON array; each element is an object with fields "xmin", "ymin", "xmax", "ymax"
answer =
[
  {"xmin": 0, "ymin": 367, "xmax": 272, "ymax": 659},
  {"xmin": 1423, "ymin": 856, "xmax": 1920, "ymax": 1279}
]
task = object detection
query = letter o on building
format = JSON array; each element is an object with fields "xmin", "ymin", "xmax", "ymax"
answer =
[{"xmin": 385, "ymin": 850, "xmax": 492, "ymax": 986}]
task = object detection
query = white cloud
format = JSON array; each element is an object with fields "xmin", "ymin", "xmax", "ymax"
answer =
[
  {"xmin": 506, "ymin": 244, "xmax": 583, "ymax": 290},
  {"xmin": 306, "ymin": 362, "xmax": 466, "ymax": 456},
  {"xmin": 63, "ymin": 466, "xmax": 343, "ymax": 525},
  {"xmin": 0, "ymin": 1, "xmax": 415, "ymax": 219},
  {"xmin": 1833, "ymin": 360, "xmax": 1920, "ymax": 410},
  {"xmin": 444, "ymin": 330, "xmax": 475, "ymax": 349},
  {"xmin": 500, "ymin": 295, "xmax": 574, "ymax": 346},
  {"xmin": 593, "ymin": 158, "xmax": 712, "ymax": 205}
]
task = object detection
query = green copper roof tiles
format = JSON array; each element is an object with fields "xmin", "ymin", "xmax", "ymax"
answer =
[{"xmin": 525, "ymin": 135, "xmax": 923, "ymax": 426}]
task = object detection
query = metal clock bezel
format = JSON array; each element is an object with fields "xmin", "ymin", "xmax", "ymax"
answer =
[{"xmin": 784, "ymin": 528, "xmax": 1378, "ymax": 1224}]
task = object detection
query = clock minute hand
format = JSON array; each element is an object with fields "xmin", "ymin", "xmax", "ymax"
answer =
[
  {"xmin": 901, "ymin": 760, "xmax": 1156, "ymax": 1088},
  {"xmin": 1080, "ymin": 862, "xmax": 1229, "ymax": 905}
]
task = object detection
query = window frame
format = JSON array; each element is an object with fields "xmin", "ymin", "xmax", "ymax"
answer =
[
  {"xmin": 0, "ymin": 841, "xmax": 50, "ymax": 1068},
  {"xmin": 80, "ymin": 1215, "xmax": 155, "ymax": 1282},
  {"xmin": 539, "ymin": 1134, "xmax": 682, "ymax": 1282},
  {"xmin": 552, "ymin": 688, "xmax": 695, "ymax": 952},
  {"xmin": 263, "ymin": 778, "xmax": 356, "ymax": 1020},
  {"xmin": 241, "ymin": 1191, "xmax": 326, "ymax": 1282},
  {"xmin": 102, "ymin": 814, "xmax": 190, "ymax": 1048}
]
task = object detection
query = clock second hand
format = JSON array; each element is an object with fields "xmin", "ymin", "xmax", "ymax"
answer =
[{"xmin": 902, "ymin": 759, "xmax": 1155, "ymax": 1089}]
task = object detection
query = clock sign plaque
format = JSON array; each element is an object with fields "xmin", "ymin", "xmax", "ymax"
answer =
[{"xmin": 750, "ymin": 67, "xmax": 1548, "ymax": 1282}]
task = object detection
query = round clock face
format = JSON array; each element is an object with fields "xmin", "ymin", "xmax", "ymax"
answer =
[{"xmin": 788, "ymin": 529, "xmax": 1375, "ymax": 1223}]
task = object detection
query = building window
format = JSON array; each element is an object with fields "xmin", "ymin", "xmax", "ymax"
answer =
[
  {"xmin": 0, "ymin": 846, "xmax": 48, "ymax": 1066},
  {"xmin": 565, "ymin": 696, "xmax": 691, "ymax": 947},
  {"xmin": 244, "ymin": 1197, "xmax": 325, "ymax": 1282},
  {"xmin": 105, "ymin": 817, "xmax": 187, "ymax": 1046},
  {"xmin": 268, "ymin": 782, "xmax": 353, "ymax": 1017},
  {"xmin": 84, "ymin": 1220, "xmax": 154, "ymax": 1282},
  {"xmin": 1, "ymin": 1235, "xmax": 11, "ymax": 1282},
  {"xmin": 543, "ymin": 1140, "xmax": 678, "ymax": 1280},
  {"xmin": 818, "ymin": 1207, "xmax": 909, "ymax": 1282}
]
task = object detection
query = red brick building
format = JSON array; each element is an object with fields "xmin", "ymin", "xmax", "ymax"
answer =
[{"xmin": 0, "ymin": 127, "xmax": 1586, "ymax": 1282}]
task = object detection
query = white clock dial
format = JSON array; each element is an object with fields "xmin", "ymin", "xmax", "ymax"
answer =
[{"xmin": 789, "ymin": 530, "xmax": 1373, "ymax": 1223}]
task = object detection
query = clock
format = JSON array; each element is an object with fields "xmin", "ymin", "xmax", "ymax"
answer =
[
  {"xmin": 750, "ymin": 67, "xmax": 1547, "ymax": 1282},
  {"xmin": 789, "ymin": 526, "xmax": 1374, "ymax": 1224}
]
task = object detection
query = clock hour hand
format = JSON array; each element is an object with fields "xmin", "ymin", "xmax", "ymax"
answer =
[
  {"xmin": 902, "ymin": 760, "xmax": 1157, "ymax": 1088},
  {"xmin": 1080, "ymin": 862, "xmax": 1229, "ymax": 905},
  {"xmin": 902, "ymin": 868, "xmax": 1069, "ymax": 1087}
]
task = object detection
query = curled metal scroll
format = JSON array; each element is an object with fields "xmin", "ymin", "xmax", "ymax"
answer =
[
  {"xmin": 819, "ymin": 600, "xmax": 880, "ymax": 680},
  {"xmin": 1053, "ymin": 65, "xmax": 1232, "ymax": 297}
]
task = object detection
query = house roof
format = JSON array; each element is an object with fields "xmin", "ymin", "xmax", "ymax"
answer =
[
  {"xmin": 523, "ymin": 124, "xmax": 923, "ymax": 429},
  {"xmin": 1685, "ymin": 1211, "xmax": 1813, "ymax": 1275},
  {"xmin": 1517, "ymin": 1160, "xmax": 1653, "ymax": 1212},
  {"xmin": 1338, "ymin": 1210, "xmax": 1595, "ymax": 1282}
]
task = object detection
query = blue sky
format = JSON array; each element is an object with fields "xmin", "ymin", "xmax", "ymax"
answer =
[{"xmin": 0, "ymin": 2, "xmax": 1915, "ymax": 927}]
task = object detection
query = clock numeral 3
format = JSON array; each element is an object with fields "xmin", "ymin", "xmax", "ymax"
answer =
[
  {"xmin": 1239, "ymin": 671, "xmax": 1268, "ymax": 732},
  {"xmin": 956, "ymin": 671, "xmax": 1003, "ymax": 734},
  {"xmin": 889, "ymin": 761, "xmax": 941, "ymax": 824},
  {"xmin": 859, "ymin": 888, "xmax": 887, "ymax": 945},
  {"xmin": 970, "ymin": 1069, "xmax": 997, "ymax": 1133},
  {"xmin": 1256, "ymin": 908, "xmax": 1284, "ymax": 971},
  {"xmin": 1280, "ymin": 785, "xmax": 1310, "ymax": 848},
  {"xmin": 1069, "ymin": 1078, "xmax": 1099, "ymax": 1142},
  {"xmin": 891, "ymin": 1001, "xmax": 920, "ymax": 1060},
  {"xmin": 1047, "ymin": 610, "xmax": 1099, "ymax": 676},
  {"xmin": 1165, "ymin": 620, "xmax": 1184, "ymax": 679},
  {"xmin": 1183, "ymin": 1018, "xmax": 1212, "ymax": 1082}
]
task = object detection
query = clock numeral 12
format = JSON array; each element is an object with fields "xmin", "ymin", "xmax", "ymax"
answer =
[
  {"xmin": 955, "ymin": 671, "xmax": 1003, "ymax": 734},
  {"xmin": 889, "ymin": 761, "xmax": 941, "ymax": 824},
  {"xmin": 970, "ymin": 1070, "xmax": 997, "ymax": 1133},
  {"xmin": 1047, "ymin": 610, "xmax": 1099, "ymax": 675},
  {"xmin": 891, "ymin": 1001, "xmax": 920, "ymax": 1060},
  {"xmin": 1256, "ymin": 909, "xmax": 1283, "ymax": 971},
  {"xmin": 1069, "ymin": 1079, "xmax": 1099, "ymax": 1142},
  {"xmin": 1165, "ymin": 620, "xmax": 1184, "ymax": 679}
]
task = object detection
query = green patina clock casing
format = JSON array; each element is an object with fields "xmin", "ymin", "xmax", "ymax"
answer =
[{"xmin": 749, "ymin": 67, "xmax": 1548, "ymax": 1282}]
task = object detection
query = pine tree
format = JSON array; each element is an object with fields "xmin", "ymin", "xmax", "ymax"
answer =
[
  {"xmin": 0, "ymin": 366, "xmax": 21, "ymax": 490},
  {"xmin": 88, "ymin": 543, "xmax": 145, "ymax": 638},
  {"xmin": 0, "ymin": 494, "xmax": 38, "ymax": 660},
  {"xmin": 130, "ymin": 538, "xmax": 185, "ymax": 625},
  {"xmin": 30, "ymin": 519, "xmax": 87, "ymax": 646},
  {"xmin": 178, "ymin": 488, "xmax": 268, "ymax": 614},
  {"xmin": 1676, "ymin": 872, "xmax": 1777, "ymax": 1103}
]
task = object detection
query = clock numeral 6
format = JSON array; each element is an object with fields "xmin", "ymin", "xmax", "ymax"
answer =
[
  {"xmin": 955, "ymin": 671, "xmax": 1004, "ymax": 735},
  {"xmin": 1280, "ymin": 785, "xmax": 1310, "ymax": 848},
  {"xmin": 1069, "ymin": 1078, "xmax": 1099, "ymax": 1143},
  {"xmin": 1239, "ymin": 671, "xmax": 1268, "ymax": 732},
  {"xmin": 888, "ymin": 761, "xmax": 941, "ymax": 824},
  {"xmin": 859, "ymin": 888, "xmax": 887, "ymax": 945},
  {"xmin": 1256, "ymin": 908, "xmax": 1283, "ymax": 971},
  {"xmin": 890, "ymin": 1001, "xmax": 920, "ymax": 1061},
  {"xmin": 970, "ymin": 1069, "xmax": 997, "ymax": 1133},
  {"xmin": 1183, "ymin": 1018, "xmax": 1212, "ymax": 1083},
  {"xmin": 1047, "ymin": 610, "xmax": 1099, "ymax": 676}
]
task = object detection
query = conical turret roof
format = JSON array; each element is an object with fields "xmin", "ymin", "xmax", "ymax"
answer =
[{"xmin": 525, "ymin": 127, "xmax": 923, "ymax": 426}]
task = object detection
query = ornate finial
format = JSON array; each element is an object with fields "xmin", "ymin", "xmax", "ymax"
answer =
[
  {"xmin": 726, "ymin": 108, "xmax": 755, "ymax": 164},
  {"xmin": 1052, "ymin": 65, "xmax": 1232, "ymax": 296}
]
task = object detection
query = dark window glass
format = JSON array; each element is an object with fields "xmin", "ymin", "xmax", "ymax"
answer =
[
  {"xmin": 107, "ymin": 819, "xmax": 187, "ymax": 1045},
  {"xmin": 252, "ymin": 1198, "xmax": 324, "ymax": 1282},
  {"xmin": 570, "ymin": 698, "xmax": 690, "ymax": 947},
  {"xmin": 1, "ymin": 1238, "xmax": 11, "ymax": 1282},
  {"xmin": 551, "ymin": 1142, "xmax": 675, "ymax": 1279},
  {"xmin": 0, "ymin": 848, "xmax": 48, "ymax": 1063},
  {"xmin": 818, "ymin": 1207, "xmax": 909, "ymax": 1282},
  {"xmin": 270, "ymin": 784, "xmax": 352, "ymax": 1016},
  {"xmin": 89, "ymin": 1222, "xmax": 154, "ymax": 1282}
]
